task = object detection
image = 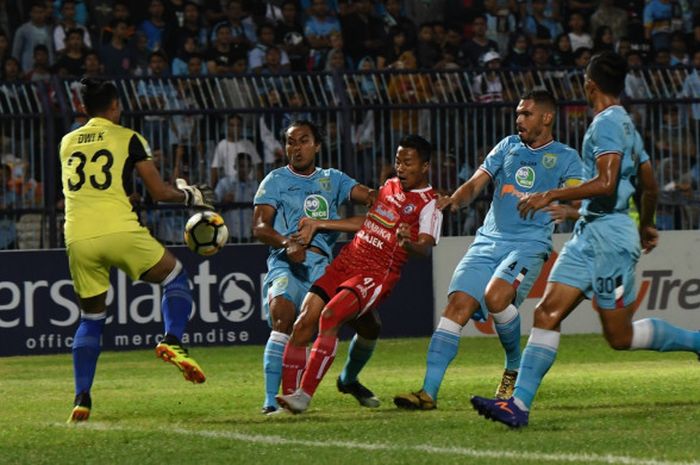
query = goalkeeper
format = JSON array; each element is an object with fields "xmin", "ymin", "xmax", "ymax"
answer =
[{"xmin": 60, "ymin": 78, "xmax": 214, "ymax": 423}]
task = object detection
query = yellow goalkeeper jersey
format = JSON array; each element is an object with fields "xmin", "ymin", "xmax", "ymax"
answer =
[{"xmin": 60, "ymin": 117, "xmax": 152, "ymax": 244}]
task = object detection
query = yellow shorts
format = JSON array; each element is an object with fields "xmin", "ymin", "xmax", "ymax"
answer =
[{"xmin": 67, "ymin": 228, "xmax": 165, "ymax": 298}]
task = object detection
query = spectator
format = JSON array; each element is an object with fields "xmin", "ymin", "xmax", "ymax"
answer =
[
  {"xmin": 211, "ymin": 114, "xmax": 262, "ymax": 187},
  {"xmin": 340, "ymin": 0, "xmax": 386, "ymax": 64},
  {"xmin": 442, "ymin": 24, "xmax": 468, "ymax": 68},
  {"xmin": 590, "ymin": 0, "xmax": 628, "ymax": 43},
  {"xmin": 472, "ymin": 51, "xmax": 504, "ymax": 103},
  {"xmin": 282, "ymin": 90, "xmax": 313, "ymax": 130},
  {"xmin": 100, "ymin": 19, "xmax": 132, "ymax": 77},
  {"xmin": 1, "ymin": 57, "xmax": 21, "ymax": 83},
  {"xmin": 404, "ymin": 0, "xmax": 446, "ymax": 23},
  {"xmin": 415, "ymin": 23, "xmax": 440, "ymax": 69},
  {"xmin": 503, "ymin": 32, "xmax": 532, "ymax": 69},
  {"xmin": 214, "ymin": 0, "xmax": 256, "ymax": 53},
  {"xmin": 552, "ymin": 32, "xmax": 574, "ymax": 66},
  {"xmin": 523, "ymin": 0, "xmax": 562, "ymax": 47},
  {"xmin": 137, "ymin": 51, "xmax": 175, "ymax": 150},
  {"xmin": 304, "ymin": 0, "xmax": 342, "ymax": 65},
  {"xmin": 0, "ymin": 31, "xmax": 11, "ymax": 65},
  {"xmin": 54, "ymin": 0, "xmax": 89, "ymax": 26},
  {"xmin": 592, "ymin": 25, "xmax": 615, "ymax": 54},
  {"xmin": 653, "ymin": 47, "xmax": 671, "ymax": 67},
  {"xmin": 24, "ymin": 44, "xmax": 51, "ymax": 82},
  {"xmin": 215, "ymin": 152, "xmax": 258, "ymax": 242},
  {"xmin": 100, "ymin": 1, "xmax": 135, "ymax": 45},
  {"xmin": 258, "ymin": 88, "xmax": 285, "ymax": 166},
  {"xmin": 249, "ymin": 23, "xmax": 290, "ymax": 73},
  {"xmin": 381, "ymin": 0, "xmax": 417, "ymax": 49},
  {"xmin": 172, "ymin": 36, "xmax": 206, "ymax": 76},
  {"xmin": 129, "ymin": 31, "xmax": 151, "ymax": 76},
  {"xmin": 463, "ymin": 15, "xmax": 498, "ymax": 68},
  {"xmin": 205, "ymin": 23, "xmax": 246, "ymax": 75},
  {"xmin": 567, "ymin": 12, "xmax": 592, "ymax": 52},
  {"xmin": 53, "ymin": 0, "xmax": 92, "ymax": 53},
  {"xmin": 53, "ymin": 28, "xmax": 87, "ymax": 77},
  {"xmin": 139, "ymin": 0, "xmax": 172, "ymax": 53},
  {"xmin": 0, "ymin": 0, "xmax": 21, "ymax": 42},
  {"xmin": 275, "ymin": 0, "xmax": 309, "ymax": 72},
  {"xmin": 377, "ymin": 25, "xmax": 408, "ymax": 69},
  {"xmin": 616, "ymin": 36, "xmax": 632, "ymax": 58},
  {"xmin": 682, "ymin": 50, "xmax": 700, "ymax": 122},
  {"xmin": 172, "ymin": 1, "xmax": 209, "ymax": 54},
  {"xmin": 82, "ymin": 50, "xmax": 102, "ymax": 77},
  {"xmin": 259, "ymin": 45, "xmax": 287, "ymax": 75},
  {"xmin": 484, "ymin": 0, "xmax": 516, "ymax": 55},
  {"xmin": 12, "ymin": 2, "xmax": 54, "ymax": 72},
  {"xmin": 669, "ymin": 31, "xmax": 688, "ymax": 66},
  {"xmin": 386, "ymin": 50, "xmax": 431, "ymax": 136},
  {"xmin": 644, "ymin": 0, "xmax": 681, "ymax": 51}
]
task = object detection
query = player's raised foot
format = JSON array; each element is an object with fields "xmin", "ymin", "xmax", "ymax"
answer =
[
  {"xmin": 393, "ymin": 389, "xmax": 436, "ymax": 410},
  {"xmin": 261, "ymin": 405, "xmax": 277, "ymax": 415},
  {"xmin": 337, "ymin": 376, "xmax": 380, "ymax": 408},
  {"xmin": 495, "ymin": 369, "xmax": 518, "ymax": 400},
  {"xmin": 276, "ymin": 389, "xmax": 311, "ymax": 414},
  {"xmin": 67, "ymin": 391, "xmax": 91, "ymax": 423},
  {"xmin": 155, "ymin": 334, "xmax": 206, "ymax": 384},
  {"xmin": 470, "ymin": 396, "xmax": 529, "ymax": 428}
]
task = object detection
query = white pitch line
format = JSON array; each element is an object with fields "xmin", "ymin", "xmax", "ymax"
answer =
[{"xmin": 76, "ymin": 423, "xmax": 700, "ymax": 465}]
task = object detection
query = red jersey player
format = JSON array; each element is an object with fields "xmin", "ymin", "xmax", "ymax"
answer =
[{"xmin": 276, "ymin": 134, "xmax": 443, "ymax": 414}]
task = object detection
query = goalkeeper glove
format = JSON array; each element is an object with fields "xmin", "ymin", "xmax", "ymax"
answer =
[{"xmin": 176, "ymin": 178, "xmax": 215, "ymax": 210}]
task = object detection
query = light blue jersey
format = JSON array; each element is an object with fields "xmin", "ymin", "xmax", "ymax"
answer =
[
  {"xmin": 550, "ymin": 106, "xmax": 647, "ymax": 309},
  {"xmin": 255, "ymin": 165, "xmax": 358, "ymax": 323},
  {"xmin": 479, "ymin": 135, "xmax": 584, "ymax": 251},
  {"xmin": 449, "ymin": 136, "xmax": 582, "ymax": 321},
  {"xmin": 579, "ymin": 105, "xmax": 643, "ymax": 218}
]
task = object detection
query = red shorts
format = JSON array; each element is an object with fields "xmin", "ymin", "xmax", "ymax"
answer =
[{"xmin": 311, "ymin": 258, "xmax": 400, "ymax": 317}]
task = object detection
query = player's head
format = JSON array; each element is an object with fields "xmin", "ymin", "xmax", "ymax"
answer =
[
  {"xmin": 584, "ymin": 51, "xmax": 627, "ymax": 105},
  {"xmin": 79, "ymin": 77, "xmax": 120, "ymax": 121},
  {"xmin": 516, "ymin": 89, "xmax": 556, "ymax": 146},
  {"xmin": 283, "ymin": 120, "xmax": 322, "ymax": 175},
  {"xmin": 395, "ymin": 134, "xmax": 431, "ymax": 191}
]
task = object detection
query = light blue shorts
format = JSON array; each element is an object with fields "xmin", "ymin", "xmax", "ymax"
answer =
[
  {"xmin": 262, "ymin": 250, "xmax": 330, "ymax": 327},
  {"xmin": 448, "ymin": 236, "xmax": 549, "ymax": 321},
  {"xmin": 549, "ymin": 215, "xmax": 641, "ymax": 309}
]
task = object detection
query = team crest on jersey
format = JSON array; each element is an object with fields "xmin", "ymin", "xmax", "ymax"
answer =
[
  {"xmin": 318, "ymin": 177, "xmax": 331, "ymax": 191},
  {"xmin": 255, "ymin": 186, "xmax": 266, "ymax": 199},
  {"xmin": 304, "ymin": 194, "xmax": 330, "ymax": 219},
  {"xmin": 403, "ymin": 204, "xmax": 415, "ymax": 215},
  {"xmin": 369, "ymin": 202, "xmax": 398, "ymax": 228},
  {"xmin": 271, "ymin": 276, "xmax": 289, "ymax": 293},
  {"xmin": 515, "ymin": 166, "xmax": 535, "ymax": 189},
  {"xmin": 542, "ymin": 153, "xmax": 557, "ymax": 169}
]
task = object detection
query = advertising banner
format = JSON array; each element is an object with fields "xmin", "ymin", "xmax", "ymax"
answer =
[
  {"xmin": 433, "ymin": 231, "xmax": 700, "ymax": 337},
  {"xmin": 0, "ymin": 244, "xmax": 433, "ymax": 356}
]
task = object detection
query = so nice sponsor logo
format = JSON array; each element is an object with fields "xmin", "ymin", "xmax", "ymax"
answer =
[
  {"xmin": 0, "ymin": 261, "xmax": 261, "ymax": 330},
  {"xmin": 473, "ymin": 252, "xmax": 700, "ymax": 335}
]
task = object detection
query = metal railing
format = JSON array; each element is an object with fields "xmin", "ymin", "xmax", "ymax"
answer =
[{"xmin": 1, "ymin": 67, "xmax": 699, "ymax": 249}]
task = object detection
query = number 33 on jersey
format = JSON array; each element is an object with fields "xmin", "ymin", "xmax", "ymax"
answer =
[{"xmin": 59, "ymin": 117, "xmax": 152, "ymax": 244}]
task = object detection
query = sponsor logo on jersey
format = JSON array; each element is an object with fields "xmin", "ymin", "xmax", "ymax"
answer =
[
  {"xmin": 386, "ymin": 190, "xmax": 406, "ymax": 208},
  {"xmin": 515, "ymin": 166, "xmax": 535, "ymax": 189},
  {"xmin": 304, "ymin": 194, "xmax": 329, "ymax": 219},
  {"xmin": 357, "ymin": 230, "xmax": 384, "ymax": 249},
  {"xmin": 542, "ymin": 153, "xmax": 557, "ymax": 169},
  {"xmin": 318, "ymin": 177, "xmax": 331, "ymax": 191},
  {"xmin": 368, "ymin": 202, "xmax": 398, "ymax": 228},
  {"xmin": 500, "ymin": 184, "xmax": 525, "ymax": 199},
  {"xmin": 363, "ymin": 219, "xmax": 392, "ymax": 241}
]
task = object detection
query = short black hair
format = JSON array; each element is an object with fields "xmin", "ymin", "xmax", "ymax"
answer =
[
  {"xmin": 79, "ymin": 77, "xmax": 119, "ymax": 116},
  {"xmin": 520, "ymin": 89, "xmax": 556, "ymax": 112},
  {"xmin": 586, "ymin": 51, "xmax": 627, "ymax": 97},
  {"xmin": 282, "ymin": 120, "xmax": 323, "ymax": 145},
  {"xmin": 398, "ymin": 134, "xmax": 432, "ymax": 163}
]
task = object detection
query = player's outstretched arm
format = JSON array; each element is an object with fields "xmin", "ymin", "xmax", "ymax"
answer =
[
  {"xmin": 518, "ymin": 153, "xmax": 621, "ymax": 219},
  {"xmin": 636, "ymin": 160, "xmax": 659, "ymax": 253},
  {"xmin": 292, "ymin": 216, "xmax": 365, "ymax": 246},
  {"xmin": 350, "ymin": 184, "xmax": 377, "ymax": 207},
  {"xmin": 396, "ymin": 224, "xmax": 435, "ymax": 257},
  {"xmin": 135, "ymin": 160, "xmax": 214, "ymax": 209},
  {"xmin": 253, "ymin": 204, "xmax": 305, "ymax": 263},
  {"xmin": 439, "ymin": 169, "xmax": 490, "ymax": 212}
]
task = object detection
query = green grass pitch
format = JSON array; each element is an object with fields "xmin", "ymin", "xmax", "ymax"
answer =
[{"xmin": 1, "ymin": 335, "xmax": 699, "ymax": 465}]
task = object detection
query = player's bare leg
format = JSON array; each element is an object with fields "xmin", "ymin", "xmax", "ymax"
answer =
[
  {"xmin": 68, "ymin": 293, "xmax": 107, "ymax": 423},
  {"xmin": 472, "ymin": 282, "xmax": 583, "ymax": 427},
  {"xmin": 144, "ymin": 251, "xmax": 205, "ymax": 384},
  {"xmin": 395, "ymin": 291, "xmax": 479, "ymax": 410},
  {"xmin": 485, "ymin": 278, "xmax": 520, "ymax": 399},
  {"xmin": 278, "ymin": 290, "xmax": 360, "ymax": 413}
]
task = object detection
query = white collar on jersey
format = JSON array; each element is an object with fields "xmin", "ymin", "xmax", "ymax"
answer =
[
  {"xmin": 524, "ymin": 139, "xmax": 555, "ymax": 151},
  {"xmin": 285, "ymin": 165, "xmax": 320, "ymax": 178}
]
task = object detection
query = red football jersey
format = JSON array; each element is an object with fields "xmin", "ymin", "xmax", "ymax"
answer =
[{"xmin": 335, "ymin": 177, "xmax": 442, "ymax": 276}]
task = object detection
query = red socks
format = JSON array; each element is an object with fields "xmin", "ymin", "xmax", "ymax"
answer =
[
  {"xmin": 299, "ymin": 334, "xmax": 338, "ymax": 397},
  {"xmin": 281, "ymin": 344, "xmax": 307, "ymax": 394}
]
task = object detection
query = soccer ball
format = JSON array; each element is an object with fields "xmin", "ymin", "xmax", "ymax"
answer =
[{"xmin": 184, "ymin": 211, "xmax": 229, "ymax": 256}]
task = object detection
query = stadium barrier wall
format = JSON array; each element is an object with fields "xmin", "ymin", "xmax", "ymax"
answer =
[
  {"xmin": 433, "ymin": 230, "xmax": 700, "ymax": 336},
  {"xmin": 0, "ymin": 243, "xmax": 433, "ymax": 357}
]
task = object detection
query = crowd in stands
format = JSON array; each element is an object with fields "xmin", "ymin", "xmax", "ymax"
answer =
[{"xmin": 1, "ymin": 0, "xmax": 700, "ymax": 82}]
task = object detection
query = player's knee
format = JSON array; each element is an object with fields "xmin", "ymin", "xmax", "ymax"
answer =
[
  {"xmin": 318, "ymin": 308, "xmax": 340, "ymax": 332},
  {"xmin": 533, "ymin": 304, "xmax": 559, "ymax": 330},
  {"xmin": 356, "ymin": 317, "xmax": 381, "ymax": 340},
  {"xmin": 604, "ymin": 332, "xmax": 632, "ymax": 350},
  {"xmin": 484, "ymin": 291, "xmax": 511, "ymax": 314},
  {"xmin": 443, "ymin": 293, "xmax": 476, "ymax": 325},
  {"xmin": 291, "ymin": 313, "xmax": 316, "ymax": 343}
]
